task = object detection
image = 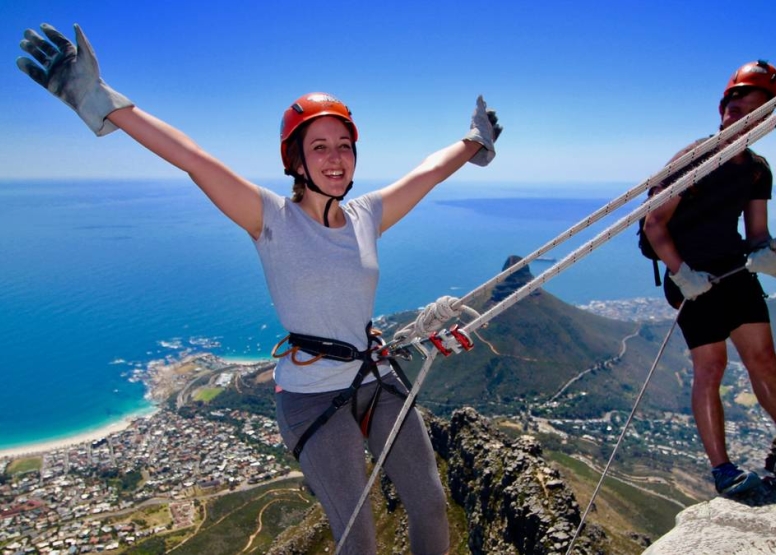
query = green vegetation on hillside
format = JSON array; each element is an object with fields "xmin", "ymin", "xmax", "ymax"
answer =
[
  {"xmin": 193, "ymin": 387, "xmax": 223, "ymax": 403},
  {"xmin": 6, "ymin": 457, "xmax": 42, "ymax": 475}
]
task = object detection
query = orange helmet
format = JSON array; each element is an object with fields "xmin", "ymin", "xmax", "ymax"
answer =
[
  {"xmin": 280, "ymin": 92, "xmax": 358, "ymax": 172},
  {"xmin": 720, "ymin": 60, "xmax": 776, "ymax": 114}
]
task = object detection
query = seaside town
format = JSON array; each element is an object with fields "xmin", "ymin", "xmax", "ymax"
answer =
[
  {"xmin": 2, "ymin": 297, "xmax": 775, "ymax": 554},
  {"xmin": 0, "ymin": 356, "xmax": 292, "ymax": 555}
]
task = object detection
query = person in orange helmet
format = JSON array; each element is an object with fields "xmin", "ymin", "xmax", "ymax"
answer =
[
  {"xmin": 643, "ymin": 60, "xmax": 776, "ymax": 497},
  {"xmin": 17, "ymin": 23, "xmax": 502, "ymax": 554}
]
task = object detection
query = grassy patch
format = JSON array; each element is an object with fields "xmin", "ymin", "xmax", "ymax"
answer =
[
  {"xmin": 166, "ymin": 478, "xmax": 314, "ymax": 555},
  {"xmin": 109, "ymin": 503, "xmax": 172, "ymax": 531},
  {"xmin": 193, "ymin": 388, "xmax": 223, "ymax": 403},
  {"xmin": 547, "ymin": 451, "xmax": 681, "ymax": 542},
  {"xmin": 7, "ymin": 457, "xmax": 42, "ymax": 475},
  {"xmin": 735, "ymin": 392, "xmax": 759, "ymax": 407}
]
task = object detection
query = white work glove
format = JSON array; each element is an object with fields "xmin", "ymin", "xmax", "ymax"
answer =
[
  {"xmin": 17, "ymin": 23, "xmax": 133, "ymax": 136},
  {"xmin": 746, "ymin": 240, "xmax": 776, "ymax": 277},
  {"xmin": 464, "ymin": 95, "xmax": 502, "ymax": 167},
  {"xmin": 669, "ymin": 262, "xmax": 713, "ymax": 301}
]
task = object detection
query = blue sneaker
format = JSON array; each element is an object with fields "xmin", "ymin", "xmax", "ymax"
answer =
[{"xmin": 712, "ymin": 462, "xmax": 761, "ymax": 496}]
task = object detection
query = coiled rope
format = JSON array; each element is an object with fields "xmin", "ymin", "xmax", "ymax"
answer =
[{"xmin": 336, "ymin": 99, "xmax": 776, "ymax": 553}]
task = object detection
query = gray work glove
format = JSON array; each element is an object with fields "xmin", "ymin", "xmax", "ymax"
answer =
[
  {"xmin": 17, "ymin": 23, "xmax": 133, "ymax": 136},
  {"xmin": 669, "ymin": 262, "xmax": 713, "ymax": 301},
  {"xmin": 464, "ymin": 95, "xmax": 502, "ymax": 167},
  {"xmin": 746, "ymin": 239, "xmax": 776, "ymax": 277}
]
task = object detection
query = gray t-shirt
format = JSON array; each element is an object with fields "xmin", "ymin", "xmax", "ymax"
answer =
[{"xmin": 254, "ymin": 188, "xmax": 389, "ymax": 393}]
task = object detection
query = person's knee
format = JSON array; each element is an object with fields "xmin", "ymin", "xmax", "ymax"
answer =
[
  {"xmin": 692, "ymin": 361, "xmax": 727, "ymax": 389},
  {"xmin": 744, "ymin": 349, "xmax": 776, "ymax": 377},
  {"xmin": 417, "ymin": 485, "xmax": 447, "ymax": 522}
]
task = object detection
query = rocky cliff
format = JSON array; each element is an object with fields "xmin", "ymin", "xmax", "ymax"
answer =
[
  {"xmin": 643, "ymin": 484, "xmax": 776, "ymax": 554},
  {"xmin": 428, "ymin": 407, "xmax": 608, "ymax": 555},
  {"xmin": 268, "ymin": 406, "xmax": 609, "ymax": 554}
]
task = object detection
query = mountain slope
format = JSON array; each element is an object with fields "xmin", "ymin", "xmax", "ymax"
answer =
[{"xmin": 395, "ymin": 255, "xmax": 691, "ymax": 420}]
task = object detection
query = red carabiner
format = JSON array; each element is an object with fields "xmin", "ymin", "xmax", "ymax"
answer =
[
  {"xmin": 428, "ymin": 332, "xmax": 453, "ymax": 356},
  {"xmin": 449, "ymin": 324, "xmax": 473, "ymax": 351}
]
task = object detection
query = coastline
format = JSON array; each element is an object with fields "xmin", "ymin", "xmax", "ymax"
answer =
[
  {"xmin": 0, "ymin": 408, "xmax": 158, "ymax": 460},
  {"xmin": 0, "ymin": 353, "xmax": 273, "ymax": 462}
]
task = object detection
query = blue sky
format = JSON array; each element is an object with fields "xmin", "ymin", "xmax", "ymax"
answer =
[{"xmin": 2, "ymin": 0, "xmax": 775, "ymax": 193}]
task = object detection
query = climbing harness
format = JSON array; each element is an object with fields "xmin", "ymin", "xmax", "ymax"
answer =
[
  {"xmin": 565, "ymin": 265, "xmax": 747, "ymax": 554},
  {"xmin": 335, "ymin": 350, "xmax": 441, "ymax": 555},
  {"xmin": 272, "ymin": 323, "xmax": 412, "ymax": 459},
  {"xmin": 335, "ymin": 97, "xmax": 776, "ymax": 552}
]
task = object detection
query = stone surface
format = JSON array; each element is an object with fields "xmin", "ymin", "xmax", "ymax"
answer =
[{"xmin": 643, "ymin": 488, "xmax": 776, "ymax": 555}]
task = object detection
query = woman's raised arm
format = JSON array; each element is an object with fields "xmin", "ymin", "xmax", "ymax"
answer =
[
  {"xmin": 378, "ymin": 96, "xmax": 501, "ymax": 232},
  {"xmin": 108, "ymin": 107, "xmax": 263, "ymax": 238},
  {"xmin": 17, "ymin": 23, "xmax": 263, "ymax": 239}
]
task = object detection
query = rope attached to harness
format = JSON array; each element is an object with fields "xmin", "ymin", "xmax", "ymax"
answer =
[
  {"xmin": 388, "ymin": 95, "xmax": 776, "ymax": 349},
  {"xmin": 389, "ymin": 99, "xmax": 776, "ymax": 353},
  {"xmin": 335, "ymin": 348, "xmax": 440, "ymax": 555}
]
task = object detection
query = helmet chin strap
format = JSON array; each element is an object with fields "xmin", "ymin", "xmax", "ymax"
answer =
[{"xmin": 296, "ymin": 135, "xmax": 356, "ymax": 227}]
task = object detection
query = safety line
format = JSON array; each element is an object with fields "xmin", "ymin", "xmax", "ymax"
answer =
[
  {"xmin": 564, "ymin": 265, "xmax": 746, "ymax": 554},
  {"xmin": 334, "ymin": 350, "xmax": 439, "ymax": 554},
  {"xmin": 565, "ymin": 298, "xmax": 685, "ymax": 554},
  {"xmin": 391, "ymin": 95, "xmax": 776, "ymax": 347},
  {"xmin": 459, "ymin": 109, "xmax": 776, "ymax": 339},
  {"xmin": 453, "ymin": 95, "xmax": 776, "ymax": 314}
]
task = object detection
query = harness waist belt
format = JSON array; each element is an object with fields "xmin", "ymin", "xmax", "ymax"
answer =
[{"xmin": 288, "ymin": 332, "xmax": 365, "ymax": 362}]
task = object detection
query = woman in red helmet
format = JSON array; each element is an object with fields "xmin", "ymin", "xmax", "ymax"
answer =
[
  {"xmin": 17, "ymin": 24, "xmax": 502, "ymax": 554},
  {"xmin": 643, "ymin": 60, "xmax": 776, "ymax": 498}
]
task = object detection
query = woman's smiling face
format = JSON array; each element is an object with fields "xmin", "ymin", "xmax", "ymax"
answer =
[{"xmin": 299, "ymin": 116, "xmax": 356, "ymax": 198}]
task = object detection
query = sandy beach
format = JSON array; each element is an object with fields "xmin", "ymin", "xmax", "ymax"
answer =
[
  {"xmin": 0, "ymin": 410, "xmax": 157, "ymax": 461},
  {"xmin": 0, "ymin": 354, "xmax": 271, "ymax": 462}
]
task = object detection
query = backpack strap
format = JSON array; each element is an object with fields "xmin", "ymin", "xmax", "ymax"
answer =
[{"xmin": 652, "ymin": 259, "xmax": 662, "ymax": 287}]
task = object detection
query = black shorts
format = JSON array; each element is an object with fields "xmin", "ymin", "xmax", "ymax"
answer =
[{"xmin": 664, "ymin": 269, "xmax": 770, "ymax": 349}]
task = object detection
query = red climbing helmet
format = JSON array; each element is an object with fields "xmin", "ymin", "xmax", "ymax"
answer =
[
  {"xmin": 280, "ymin": 92, "xmax": 358, "ymax": 172},
  {"xmin": 719, "ymin": 60, "xmax": 776, "ymax": 114}
]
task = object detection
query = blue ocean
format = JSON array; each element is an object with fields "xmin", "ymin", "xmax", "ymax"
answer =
[{"xmin": 1, "ymin": 178, "xmax": 764, "ymax": 450}]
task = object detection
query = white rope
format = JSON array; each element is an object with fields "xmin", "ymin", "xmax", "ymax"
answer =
[
  {"xmin": 391, "ymin": 96, "xmax": 776, "ymax": 345},
  {"xmin": 564, "ymin": 298, "xmax": 686, "ymax": 554},
  {"xmin": 461, "ymin": 108, "xmax": 776, "ymax": 338},
  {"xmin": 334, "ymin": 350, "xmax": 439, "ymax": 554}
]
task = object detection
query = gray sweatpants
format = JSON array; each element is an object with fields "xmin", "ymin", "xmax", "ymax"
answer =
[{"xmin": 276, "ymin": 373, "xmax": 450, "ymax": 555}]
